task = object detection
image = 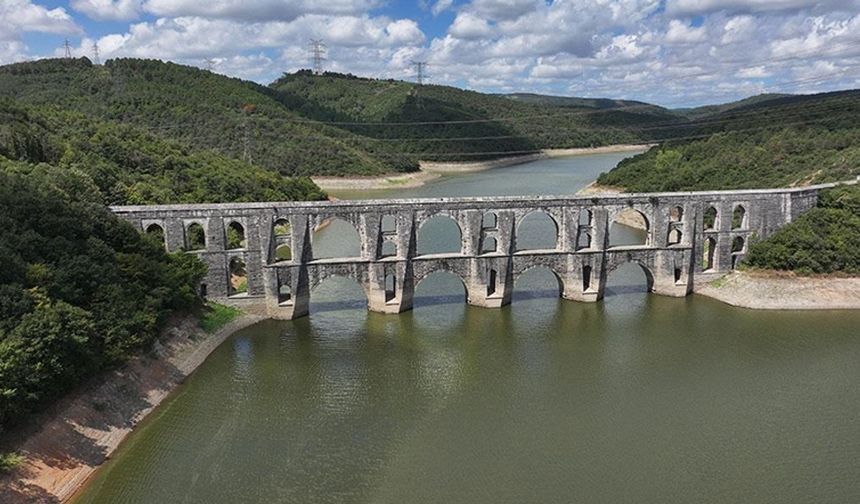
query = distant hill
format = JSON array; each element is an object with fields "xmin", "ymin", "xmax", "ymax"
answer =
[
  {"xmin": 270, "ymin": 71, "xmax": 681, "ymax": 159},
  {"xmin": 673, "ymin": 93, "xmax": 793, "ymax": 119},
  {"xmin": 0, "ymin": 58, "xmax": 414, "ymax": 177},
  {"xmin": 2, "ymin": 58, "xmax": 859, "ymax": 191},
  {"xmin": 597, "ymin": 89, "xmax": 860, "ymax": 191}
]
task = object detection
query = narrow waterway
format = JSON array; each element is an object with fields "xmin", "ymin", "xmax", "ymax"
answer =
[{"xmin": 74, "ymin": 153, "xmax": 860, "ymax": 504}]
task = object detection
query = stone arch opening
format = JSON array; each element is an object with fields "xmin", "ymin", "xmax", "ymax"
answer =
[
  {"xmin": 609, "ymin": 209, "xmax": 649, "ymax": 247},
  {"xmin": 381, "ymin": 215, "xmax": 396, "ymax": 233},
  {"xmin": 513, "ymin": 266, "xmax": 563, "ymax": 301},
  {"xmin": 185, "ymin": 222, "xmax": 206, "ymax": 251},
  {"xmin": 381, "ymin": 240, "xmax": 397, "ymax": 258},
  {"xmin": 577, "ymin": 231, "xmax": 592, "ymax": 250},
  {"xmin": 481, "ymin": 236, "xmax": 498, "ymax": 254},
  {"xmin": 145, "ymin": 223, "xmax": 165, "ymax": 248},
  {"xmin": 483, "ymin": 211, "xmax": 497, "ymax": 230},
  {"xmin": 605, "ymin": 261, "xmax": 655, "ymax": 296},
  {"xmin": 414, "ymin": 270, "xmax": 468, "ymax": 308},
  {"xmin": 313, "ymin": 217, "xmax": 361, "ymax": 259},
  {"xmin": 273, "ymin": 219, "xmax": 292, "ymax": 261},
  {"xmin": 732, "ymin": 205, "xmax": 747, "ymax": 230},
  {"xmin": 384, "ymin": 273, "xmax": 397, "ymax": 302},
  {"xmin": 582, "ymin": 265, "xmax": 593, "ymax": 291},
  {"xmin": 704, "ymin": 206, "xmax": 718, "ymax": 230},
  {"xmin": 487, "ymin": 268, "xmax": 498, "ymax": 296},
  {"xmin": 309, "ymin": 274, "xmax": 369, "ymax": 313},
  {"xmin": 278, "ymin": 283, "xmax": 292, "ymax": 305},
  {"xmin": 417, "ymin": 214, "xmax": 462, "ymax": 255},
  {"xmin": 226, "ymin": 221, "xmax": 246, "ymax": 250},
  {"xmin": 731, "ymin": 236, "xmax": 745, "ymax": 269},
  {"xmin": 228, "ymin": 256, "xmax": 247, "ymax": 297},
  {"xmin": 579, "ymin": 209, "xmax": 592, "ymax": 226},
  {"xmin": 667, "ymin": 227, "xmax": 683, "ymax": 246},
  {"xmin": 703, "ymin": 236, "xmax": 717, "ymax": 271},
  {"xmin": 670, "ymin": 206, "xmax": 684, "ymax": 221},
  {"xmin": 516, "ymin": 210, "xmax": 559, "ymax": 251}
]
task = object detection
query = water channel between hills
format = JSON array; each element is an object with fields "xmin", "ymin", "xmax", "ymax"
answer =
[{"xmin": 74, "ymin": 152, "xmax": 860, "ymax": 504}]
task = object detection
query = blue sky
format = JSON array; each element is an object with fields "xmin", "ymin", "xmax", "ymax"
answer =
[{"xmin": 3, "ymin": 0, "xmax": 860, "ymax": 107}]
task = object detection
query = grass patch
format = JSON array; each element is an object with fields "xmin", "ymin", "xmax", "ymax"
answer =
[
  {"xmin": 0, "ymin": 452, "xmax": 24, "ymax": 473},
  {"xmin": 710, "ymin": 275, "xmax": 729, "ymax": 289},
  {"xmin": 199, "ymin": 302, "xmax": 243, "ymax": 334}
]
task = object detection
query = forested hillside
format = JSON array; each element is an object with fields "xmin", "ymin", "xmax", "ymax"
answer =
[
  {"xmin": 597, "ymin": 90, "xmax": 860, "ymax": 191},
  {"xmin": 0, "ymin": 164, "xmax": 207, "ymax": 431},
  {"xmin": 272, "ymin": 71, "xmax": 680, "ymax": 160},
  {"xmin": 0, "ymin": 58, "xmax": 414, "ymax": 176},
  {"xmin": 746, "ymin": 183, "xmax": 860, "ymax": 274},
  {"xmin": 0, "ymin": 100, "xmax": 325, "ymax": 204}
]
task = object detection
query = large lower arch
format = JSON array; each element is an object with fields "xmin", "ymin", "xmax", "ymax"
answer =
[
  {"xmin": 413, "ymin": 269, "xmax": 468, "ymax": 308},
  {"xmin": 417, "ymin": 214, "xmax": 463, "ymax": 255},
  {"xmin": 308, "ymin": 273, "xmax": 370, "ymax": 313},
  {"xmin": 604, "ymin": 260, "xmax": 655, "ymax": 296},
  {"xmin": 609, "ymin": 209, "xmax": 650, "ymax": 247},
  {"xmin": 512, "ymin": 265, "xmax": 564, "ymax": 301},
  {"xmin": 313, "ymin": 217, "xmax": 361, "ymax": 260},
  {"xmin": 516, "ymin": 210, "xmax": 559, "ymax": 251}
]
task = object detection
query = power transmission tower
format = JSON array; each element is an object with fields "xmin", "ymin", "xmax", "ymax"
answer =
[
  {"xmin": 92, "ymin": 42, "xmax": 100, "ymax": 65},
  {"xmin": 412, "ymin": 61, "xmax": 428, "ymax": 85},
  {"xmin": 308, "ymin": 39, "xmax": 326, "ymax": 75},
  {"xmin": 204, "ymin": 58, "xmax": 216, "ymax": 71},
  {"xmin": 63, "ymin": 39, "xmax": 72, "ymax": 59}
]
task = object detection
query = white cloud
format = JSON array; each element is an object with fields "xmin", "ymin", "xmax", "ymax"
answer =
[
  {"xmin": 467, "ymin": 0, "xmax": 541, "ymax": 21},
  {"xmin": 70, "ymin": 0, "xmax": 141, "ymax": 21},
  {"xmin": 431, "ymin": 0, "xmax": 454, "ymax": 16},
  {"xmin": 666, "ymin": 0, "xmax": 860, "ymax": 16},
  {"xmin": 449, "ymin": 12, "xmax": 493, "ymax": 39},
  {"xmin": 141, "ymin": 0, "xmax": 381, "ymax": 22},
  {"xmin": 0, "ymin": 0, "xmax": 81, "ymax": 37},
  {"xmin": 0, "ymin": 40, "xmax": 28, "ymax": 64},
  {"xmin": 665, "ymin": 19, "xmax": 708, "ymax": 44}
]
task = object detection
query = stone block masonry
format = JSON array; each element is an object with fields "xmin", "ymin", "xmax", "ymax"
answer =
[{"xmin": 111, "ymin": 182, "xmax": 846, "ymax": 320}]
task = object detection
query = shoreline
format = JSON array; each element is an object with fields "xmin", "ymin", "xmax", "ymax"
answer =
[
  {"xmin": 0, "ymin": 313, "xmax": 263, "ymax": 503},
  {"xmin": 694, "ymin": 270, "xmax": 860, "ymax": 310},
  {"xmin": 313, "ymin": 144, "xmax": 653, "ymax": 191}
]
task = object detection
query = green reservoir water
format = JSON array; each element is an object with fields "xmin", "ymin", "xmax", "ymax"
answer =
[{"xmin": 74, "ymin": 153, "xmax": 860, "ymax": 503}]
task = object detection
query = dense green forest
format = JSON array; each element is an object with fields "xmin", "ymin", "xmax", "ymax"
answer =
[
  {"xmin": 271, "ymin": 71, "xmax": 678, "ymax": 160},
  {"xmin": 0, "ymin": 100, "xmax": 325, "ymax": 204},
  {"xmin": 0, "ymin": 58, "xmax": 414, "ymax": 176},
  {"xmin": 746, "ymin": 184, "xmax": 860, "ymax": 274},
  {"xmin": 597, "ymin": 90, "xmax": 860, "ymax": 191},
  {"xmin": 0, "ymin": 164, "xmax": 207, "ymax": 432}
]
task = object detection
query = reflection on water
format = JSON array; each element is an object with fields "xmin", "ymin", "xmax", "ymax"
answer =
[{"xmin": 74, "ymin": 152, "xmax": 860, "ymax": 504}]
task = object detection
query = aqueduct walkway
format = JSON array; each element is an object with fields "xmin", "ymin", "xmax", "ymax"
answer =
[{"xmin": 111, "ymin": 182, "xmax": 839, "ymax": 319}]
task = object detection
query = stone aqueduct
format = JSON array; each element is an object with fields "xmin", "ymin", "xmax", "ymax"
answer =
[{"xmin": 111, "ymin": 184, "xmax": 832, "ymax": 319}]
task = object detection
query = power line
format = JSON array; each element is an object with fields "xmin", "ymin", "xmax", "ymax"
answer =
[{"xmin": 308, "ymin": 39, "xmax": 327, "ymax": 75}]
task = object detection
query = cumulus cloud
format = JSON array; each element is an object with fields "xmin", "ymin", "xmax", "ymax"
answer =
[
  {"xmin": 449, "ymin": 12, "xmax": 493, "ymax": 39},
  {"xmin": 666, "ymin": 0, "xmax": 860, "ymax": 16},
  {"xmin": 141, "ymin": 0, "xmax": 381, "ymax": 22},
  {"xmin": 70, "ymin": 0, "xmax": 141, "ymax": 21},
  {"xmin": 0, "ymin": 0, "xmax": 81, "ymax": 37},
  {"xmin": 431, "ymin": 0, "xmax": 454, "ymax": 16}
]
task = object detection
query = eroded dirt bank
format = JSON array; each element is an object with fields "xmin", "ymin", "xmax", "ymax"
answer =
[
  {"xmin": 695, "ymin": 271, "xmax": 860, "ymax": 310},
  {"xmin": 0, "ymin": 314, "xmax": 263, "ymax": 504}
]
